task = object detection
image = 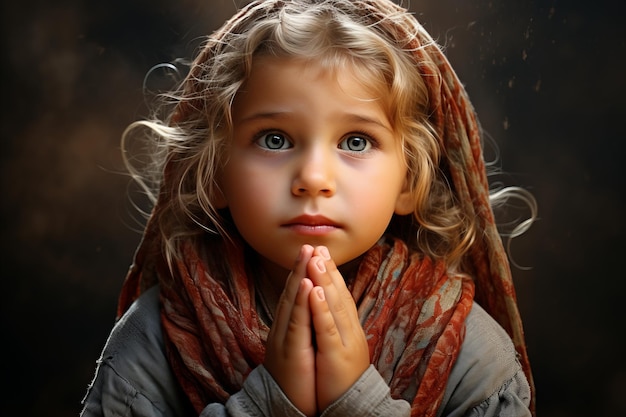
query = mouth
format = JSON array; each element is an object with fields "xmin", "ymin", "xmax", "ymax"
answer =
[{"xmin": 282, "ymin": 215, "xmax": 341, "ymax": 235}]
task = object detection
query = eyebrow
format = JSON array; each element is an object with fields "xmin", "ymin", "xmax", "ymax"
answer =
[
  {"xmin": 236, "ymin": 111, "xmax": 291, "ymax": 124},
  {"xmin": 343, "ymin": 113, "xmax": 393, "ymax": 132},
  {"xmin": 237, "ymin": 111, "xmax": 393, "ymax": 132}
]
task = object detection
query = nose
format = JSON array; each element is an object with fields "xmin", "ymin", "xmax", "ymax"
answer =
[{"xmin": 291, "ymin": 146, "xmax": 336, "ymax": 197}]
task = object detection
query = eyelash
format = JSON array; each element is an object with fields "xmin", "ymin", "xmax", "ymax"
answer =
[
  {"xmin": 251, "ymin": 129, "xmax": 381, "ymax": 152},
  {"xmin": 253, "ymin": 129, "xmax": 291, "ymax": 151},
  {"xmin": 345, "ymin": 130, "xmax": 380, "ymax": 150}
]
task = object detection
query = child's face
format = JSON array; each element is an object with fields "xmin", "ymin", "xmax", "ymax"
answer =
[{"xmin": 218, "ymin": 56, "xmax": 412, "ymax": 273}]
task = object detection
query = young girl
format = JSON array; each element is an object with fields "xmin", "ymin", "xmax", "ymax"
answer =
[{"xmin": 81, "ymin": 0, "xmax": 535, "ymax": 416}]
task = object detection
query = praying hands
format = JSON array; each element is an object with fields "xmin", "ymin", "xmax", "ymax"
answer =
[{"xmin": 264, "ymin": 245, "xmax": 371, "ymax": 417}]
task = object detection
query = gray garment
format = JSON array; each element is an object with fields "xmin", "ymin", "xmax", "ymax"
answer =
[{"xmin": 81, "ymin": 286, "xmax": 531, "ymax": 417}]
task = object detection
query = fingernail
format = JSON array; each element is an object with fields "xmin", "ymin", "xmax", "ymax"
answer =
[
  {"xmin": 319, "ymin": 246, "xmax": 330, "ymax": 260},
  {"xmin": 316, "ymin": 258, "xmax": 326, "ymax": 272},
  {"xmin": 316, "ymin": 287, "xmax": 325, "ymax": 301}
]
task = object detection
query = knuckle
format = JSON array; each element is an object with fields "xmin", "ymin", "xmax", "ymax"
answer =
[
  {"xmin": 323, "ymin": 320, "xmax": 338, "ymax": 336},
  {"xmin": 287, "ymin": 315, "xmax": 301, "ymax": 333}
]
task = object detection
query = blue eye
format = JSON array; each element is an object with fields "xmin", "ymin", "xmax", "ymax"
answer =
[
  {"xmin": 339, "ymin": 135, "xmax": 371, "ymax": 152},
  {"xmin": 257, "ymin": 132, "xmax": 291, "ymax": 150}
]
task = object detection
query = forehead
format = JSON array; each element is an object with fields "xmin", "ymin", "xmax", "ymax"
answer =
[
  {"xmin": 240, "ymin": 54, "xmax": 392, "ymax": 112},
  {"xmin": 231, "ymin": 55, "xmax": 395, "ymax": 137}
]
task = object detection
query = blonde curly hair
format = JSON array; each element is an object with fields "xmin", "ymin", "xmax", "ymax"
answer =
[{"xmin": 124, "ymin": 0, "xmax": 492, "ymax": 271}]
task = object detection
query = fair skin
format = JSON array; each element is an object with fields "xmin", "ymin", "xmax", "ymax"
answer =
[{"xmin": 217, "ymin": 56, "xmax": 413, "ymax": 416}]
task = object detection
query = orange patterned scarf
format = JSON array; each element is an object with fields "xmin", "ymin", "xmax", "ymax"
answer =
[{"xmin": 120, "ymin": 233, "xmax": 473, "ymax": 415}]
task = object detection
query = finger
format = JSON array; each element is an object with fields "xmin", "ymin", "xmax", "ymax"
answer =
[
  {"xmin": 268, "ymin": 245, "xmax": 313, "ymax": 342},
  {"xmin": 283, "ymin": 278, "xmax": 314, "ymax": 350},
  {"xmin": 311, "ymin": 246, "xmax": 359, "ymax": 320},
  {"xmin": 307, "ymin": 254, "xmax": 356, "ymax": 345},
  {"xmin": 313, "ymin": 247, "xmax": 355, "ymax": 305},
  {"xmin": 309, "ymin": 286, "xmax": 342, "ymax": 353}
]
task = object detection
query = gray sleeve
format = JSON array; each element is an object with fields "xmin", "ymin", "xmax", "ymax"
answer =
[
  {"xmin": 80, "ymin": 286, "xmax": 193, "ymax": 417},
  {"xmin": 461, "ymin": 369, "xmax": 531, "ymax": 417},
  {"xmin": 437, "ymin": 303, "xmax": 531, "ymax": 417},
  {"xmin": 81, "ymin": 360, "xmax": 178, "ymax": 417},
  {"xmin": 320, "ymin": 365, "xmax": 410, "ymax": 417},
  {"xmin": 201, "ymin": 366, "xmax": 305, "ymax": 417},
  {"xmin": 201, "ymin": 365, "xmax": 410, "ymax": 417}
]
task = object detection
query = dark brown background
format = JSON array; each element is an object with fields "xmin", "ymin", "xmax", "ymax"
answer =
[{"xmin": 2, "ymin": 0, "xmax": 624, "ymax": 416}]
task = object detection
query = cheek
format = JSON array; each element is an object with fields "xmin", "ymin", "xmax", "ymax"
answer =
[
  {"xmin": 223, "ymin": 163, "xmax": 281, "ymax": 214},
  {"xmin": 363, "ymin": 171, "xmax": 408, "ymax": 218},
  {"xmin": 345, "ymin": 180, "xmax": 398, "ymax": 222}
]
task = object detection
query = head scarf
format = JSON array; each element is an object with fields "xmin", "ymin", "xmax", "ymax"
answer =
[{"xmin": 117, "ymin": 0, "xmax": 535, "ymax": 414}]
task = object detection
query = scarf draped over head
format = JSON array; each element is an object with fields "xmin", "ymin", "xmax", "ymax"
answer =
[{"xmin": 117, "ymin": 0, "xmax": 535, "ymax": 414}]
